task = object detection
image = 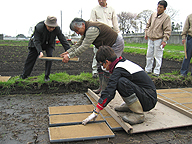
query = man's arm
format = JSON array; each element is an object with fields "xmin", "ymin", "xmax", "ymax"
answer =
[
  {"xmin": 57, "ymin": 28, "xmax": 71, "ymax": 51},
  {"xmin": 67, "ymin": 27, "xmax": 100, "ymax": 58},
  {"xmin": 162, "ymin": 16, "xmax": 172, "ymax": 42},
  {"xmin": 181, "ymin": 15, "xmax": 190, "ymax": 40},
  {"xmin": 111, "ymin": 8, "xmax": 120, "ymax": 33}
]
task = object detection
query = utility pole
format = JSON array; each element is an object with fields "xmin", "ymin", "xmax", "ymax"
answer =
[{"xmin": 61, "ymin": 10, "xmax": 62, "ymax": 32}]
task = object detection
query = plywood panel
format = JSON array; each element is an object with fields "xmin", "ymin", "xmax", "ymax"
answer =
[
  {"xmin": 48, "ymin": 105, "xmax": 94, "ymax": 115},
  {"xmin": 49, "ymin": 113, "xmax": 104, "ymax": 126},
  {"xmin": 88, "ymin": 88, "xmax": 192, "ymax": 134},
  {"xmin": 49, "ymin": 122, "xmax": 115, "ymax": 143},
  {"xmin": 0, "ymin": 76, "xmax": 11, "ymax": 82}
]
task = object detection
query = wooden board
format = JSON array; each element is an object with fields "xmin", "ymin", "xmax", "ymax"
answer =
[
  {"xmin": 0, "ymin": 76, "xmax": 11, "ymax": 82},
  {"xmin": 39, "ymin": 56, "xmax": 79, "ymax": 62},
  {"xmin": 49, "ymin": 113, "xmax": 105, "ymax": 126},
  {"xmin": 49, "ymin": 122, "xmax": 115, "ymax": 143},
  {"xmin": 87, "ymin": 88, "xmax": 192, "ymax": 134},
  {"xmin": 48, "ymin": 105, "xmax": 95, "ymax": 115}
]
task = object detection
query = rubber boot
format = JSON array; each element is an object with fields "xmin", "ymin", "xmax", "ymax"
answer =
[
  {"xmin": 93, "ymin": 72, "xmax": 103, "ymax": 94},
  {"xmin": 121, "ymin": 93, "xmax": 145, "ymax": 125},
  {"xmin": 114, "ymin": 102, "xmax": 132, "ymax": 113}
]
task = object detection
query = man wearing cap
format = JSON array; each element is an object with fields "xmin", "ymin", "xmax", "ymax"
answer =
[{"xmin": 19, "ymin": 16, "xmax": 70, "ymax": 81}]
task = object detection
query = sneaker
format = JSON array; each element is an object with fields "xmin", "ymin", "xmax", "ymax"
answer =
[
  {"xmin": 44, "ymin": 76, "xmax": 50, "ymax": 82},
  {"xmin": 92, "ymin": 73, "xmax": 98, "ymax": 78},
  {"xmin": 152, "ymin": 73, "xmax": 160, "ymax": 77}
]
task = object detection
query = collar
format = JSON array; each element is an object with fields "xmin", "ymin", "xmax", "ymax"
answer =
[{"xmin": 109, "ymin": 56, "xmax": 122, "ymax": 73}]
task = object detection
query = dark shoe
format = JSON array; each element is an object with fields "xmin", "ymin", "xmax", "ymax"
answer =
[
  {"xmin": 92, "ymin": 73, "xmax": 98, "ymax": 78},
  {"xmin": 181, "ymin": 74, "xmax": 187, "ymax": 77},
  {"xmin": 16, "ymin": 74, "xmax": 27, "ymax": 80},
  {"xmin": 44, "ymin": 76, "xmax": 50, "ymax": 82},
  {"xmin": 145, "ymin": 71, "xmax": 151, "ymax": 74},
  {"xmin": 152, "ymin": 73, "xmax": 159, "ymax": 77}
]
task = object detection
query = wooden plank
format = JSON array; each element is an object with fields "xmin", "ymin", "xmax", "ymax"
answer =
[
  {"xmin": 157, "ymin": 97, "xmax": 192, "ymax": 119},
  {"xmin": 48, "ymin": 105, "xmax": 95, "ymax": 115},
  {"xmin": 49, "ymin": 122, "xmax": 115, "ymax": 143},
  {"xmin": 39, "ymin": 56, "xmax": 79, "ymax": 62},
  {"xmin": 88, "ymin": 89, "xmax": 133, "ymax": 133},
  {"xmin": 49, "ymin": 113, "xmax": 105, "ymax": 126},
  {"xmin": 0, "ymin": 76, "xmax": 11, "ymax": 82}
]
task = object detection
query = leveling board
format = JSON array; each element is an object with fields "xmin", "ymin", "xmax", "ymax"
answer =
[
  {"xmin": 48, "ymin": 104, "xmax": 115, "ymax": 142},
  {"xmin": 48, "ymin": 122, "xmax": 115, "ymax": 143},
  {"xmin": 0, "ymin": 76, "xmax": 11, "ymax": 82},
  {"xmin": 39, "ymin": 57, "xmax": 79, "ymax": 62}
]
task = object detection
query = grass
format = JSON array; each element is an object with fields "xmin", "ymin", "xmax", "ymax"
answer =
[
  {"xmin": 124, "ymin": 43, "xmax": 189, "ymax": 62},
  {"xmin": 0, "ymin": 40, "xmax": 191, "ymax": 94}
]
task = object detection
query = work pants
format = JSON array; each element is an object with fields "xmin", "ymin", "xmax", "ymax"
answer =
[
  {"xmin": 22, "ymin": 46, "xmax": 53, "ymax": 77},
  {"xmin": 117, "ymin": 77, "xmax": 157, "ymax": 112},
  {"xmin": 92, "ymin": 46, "xmax": 98, "ymax": 75},
  {"xmin": 145, "ymin": 39, "xmax": 163, "ymax": 74},
  {"xmin": 180, "ymin": 35, "xmax": 192, "ymax": 76}
]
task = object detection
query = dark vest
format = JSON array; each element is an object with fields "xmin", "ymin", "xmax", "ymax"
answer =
[{"xmin": 85, "ymin": 21, "xmax": 118, "ymax": 48}]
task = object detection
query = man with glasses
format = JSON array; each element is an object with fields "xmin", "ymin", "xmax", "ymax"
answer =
[{"xmin": 19, "ymin": 16, "xmax": 70, "ymax": 81}]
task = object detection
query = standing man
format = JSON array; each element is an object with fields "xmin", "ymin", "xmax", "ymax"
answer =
[
  {"xmin": 180, "ymin": 14, "xmax": 192, "ymax": 77},
  {"xmin": 90, "ymin": 0, "xmax": 121, "ymax": 95},
  {"xmin": 19, "ymin": 16, "xmax": 70, "ymax": 81},
  {"xmin": 82, "ymin": 46, "xmax": 157, "ymax": 125},
  {"xmin": 145, "ymin": 0, "xmax": 171, "ymax": 76}
]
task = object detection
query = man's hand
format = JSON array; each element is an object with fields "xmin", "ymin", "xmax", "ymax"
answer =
[
  {"xmin": 62, "ymin": 54, "xmax": 70, "ymax": 63},
  {"xmin": 182, "ymin": 39, "xmax": 186, "ymax": 45},
  {"xmin": 161, "ymin": 41, "xmax": 167, "ymax": 48},
  {"xmin": 39, "ymin": 52, "xmax": 44, "ymax": 58},
  {"xmin": 82, "ymin": 112, "xmax": 98, "ymax": 125},
  {"xmin": 60, "ymin": 52, "xmax": 68, "ymax": 58},
  {"xmin": 145, "ymin": 35, "xmax": 148, "ymax": 40}
]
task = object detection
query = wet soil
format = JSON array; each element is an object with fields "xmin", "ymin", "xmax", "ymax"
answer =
[{"xmin": 0, "ymin": 46, "xmax": 192, "ymax": 144}]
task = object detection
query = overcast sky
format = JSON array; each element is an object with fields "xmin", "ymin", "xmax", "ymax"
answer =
[{"xmin": 0, "ymin": 0, "xmax": 191, "ymax": 37}]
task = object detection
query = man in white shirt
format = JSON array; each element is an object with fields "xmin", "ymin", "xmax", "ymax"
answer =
[{"xmin": 90, "ymin": 0, "xmax": 122, "ymax": 95}]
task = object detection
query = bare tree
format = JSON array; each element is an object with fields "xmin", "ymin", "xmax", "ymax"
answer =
[
  {"xmin": 165, "ymin": 6, "xmax": 179, "ymax": 21},
  {"xmin": 117, "ymin": 12, "xmax": 137, "ymax": 34},
  {"xmin": 136, "ymin": 10, "xmax": 154, "ymax": 26}
]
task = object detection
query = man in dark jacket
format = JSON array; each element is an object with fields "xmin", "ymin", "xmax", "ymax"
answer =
[
  {"xmin": 82, "ymin": 46, "xmax": 157, "ymax": 125},
  {"xmin": 20, "ymin": 16, "xmax": 70, "ymax": 81}
]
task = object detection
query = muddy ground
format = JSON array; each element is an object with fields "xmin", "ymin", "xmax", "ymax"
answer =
[{"xmin": 0, "ymin": 45, "xmax": 192, "ymax": 144}]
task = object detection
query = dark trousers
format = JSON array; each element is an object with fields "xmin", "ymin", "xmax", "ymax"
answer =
[
  {"xmin": 22, "ymin": 46, "xmax": 53, "ymax": 77},
  {"xmin": 180, "ymin": 35, "xmax": 192, "ymax": 75},
  {"xmin": 117, "ymin": 77, "xmax": 157, "ymax": 112}
]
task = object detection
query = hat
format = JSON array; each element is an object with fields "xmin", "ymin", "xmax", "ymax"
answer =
[{"xmin": 44, "ymin": 16, "xmax": 58, "ymax": 27}]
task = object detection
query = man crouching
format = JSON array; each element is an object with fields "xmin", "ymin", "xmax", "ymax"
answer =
[{"xmin": 82, "ymin": 46, "xmax": 157, "ymax": 125}]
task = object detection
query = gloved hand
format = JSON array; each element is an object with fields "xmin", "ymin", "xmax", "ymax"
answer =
[{"xmin": 82, "ymin": 112, "xmax": 98, "ymax": 125}]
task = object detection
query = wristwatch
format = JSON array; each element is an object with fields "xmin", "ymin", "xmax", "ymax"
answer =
[{"xmin": 67, "ymin": 54, "xmax": 70, "ymax": 59}]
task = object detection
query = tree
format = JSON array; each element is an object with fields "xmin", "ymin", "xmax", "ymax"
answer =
[
  {"xmin": 165, "ymin": 6, "xmax": 179, "ymax": 21},
  {"xmin": 136, "ymin": 10, "xmax": 154, "ymax": 26},
  {"xmin": 117, "ymin": 12, "xmax": 137, "ymax": 34}
]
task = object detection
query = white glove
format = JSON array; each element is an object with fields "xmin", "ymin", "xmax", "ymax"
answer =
[{"xmin": 82, "ymin": 112, "xmax": 98, "ymax": 125}]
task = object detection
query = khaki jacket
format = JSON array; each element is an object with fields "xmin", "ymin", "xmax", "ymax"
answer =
[
  {"xmin": 145, "ymin": 12, "xmax": 171, "ymax": 42},
  {"xmin": 181, "ymin": 13, "xmax": 192, "ymax": 39}
]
